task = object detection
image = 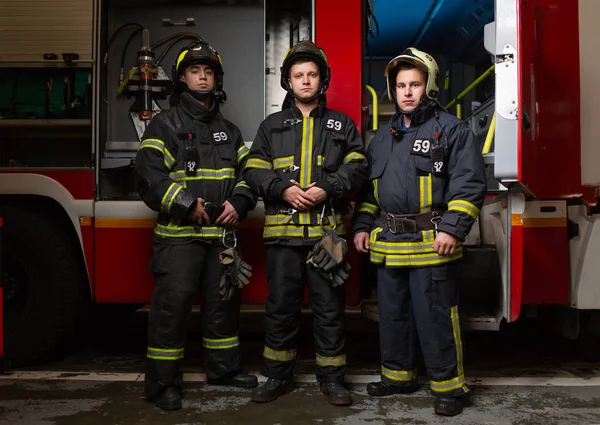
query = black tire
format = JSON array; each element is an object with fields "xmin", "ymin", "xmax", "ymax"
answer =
[{"xmin": 1, "ymin": 205, "xmax": 88, "ymax": 366}]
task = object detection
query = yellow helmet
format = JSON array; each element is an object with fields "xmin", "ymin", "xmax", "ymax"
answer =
[{"xmin": 384, "ymin": 47, "xmax": 440, "ymax": 101}]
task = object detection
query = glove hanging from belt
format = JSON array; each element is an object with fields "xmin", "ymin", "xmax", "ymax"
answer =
[
  {"xmin": 218, "ymin": 232, "xmax": 252, "ymax": 301},
  {"xmin": 307, "ymin": 228, "xmax": 348, "ymax": 272},
  {"xmin": 306, "ymin": 203, "xmax": 351, "ymax": 287}
]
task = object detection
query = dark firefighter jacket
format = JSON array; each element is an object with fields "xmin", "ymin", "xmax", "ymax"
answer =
[
  {"xmin": 352, "ymin": 105, "xmax": 487, "ymax": 266},
  {"xmin": 134, "ymin": 93, "xmax": 257, "ymax": 243},
  {"xmin": 244, "ymin": 100, "xmax": 368, "ymax": 246}
]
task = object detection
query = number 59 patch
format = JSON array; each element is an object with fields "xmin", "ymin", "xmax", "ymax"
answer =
[{"xmin": 411, "ymin": 139, "xmax": 431, "ymax": 156}]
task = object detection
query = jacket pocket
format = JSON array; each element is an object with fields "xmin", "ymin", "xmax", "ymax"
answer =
[
  {"xmin": 322, "ymin": 131, "xmax": 346, "ymax": 173},
  {"xmin": 215, "ymin": 143, "xmax": 236, "ymax": 165},
  {"xmin": 369, "ymin": 155, "xmax": 387, "ymax": 180},
  {"xmin": 411, "ymin": 154, "xmax": 432, "ymax": 177}
]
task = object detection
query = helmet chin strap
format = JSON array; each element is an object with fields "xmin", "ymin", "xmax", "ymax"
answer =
[
  {"xmin": 185, "ymin": 86, "xmax": 213, "ymax": 102},
  {"xmin": 291, "ymin": 88, "xmax": 323, "ymax": 104}
]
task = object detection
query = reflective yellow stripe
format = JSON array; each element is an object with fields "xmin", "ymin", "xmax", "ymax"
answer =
[
  {"xmin": 265, "ymin": 214, "xmax": 295, "ymax": 226},
  {"xmin": 273, "ymin": 156, "xmax": 295, "ymax": 170},
  {"xmin": 147, "ymin": 346, "xmax": 184, "ymax": 360},
  {"xmin": 160, "ymin": 182, "xmax": 183, "ymax": 214},
  {"xmin": 451, "ymin": 305, "xmax": 464, "ymax": 378},
  {"xmin": 164, "ymin": 148, "xmax": 176, "ymax": 169},
  {"xmin": 263, "ymin": 223, "xmax": 346, "ymax": 239},
  {"xmin": 370, "ymin": 230, "xmax": 461, "ymax": 254},
  {"xmin": 203, "ymin": 336, "xmax": 240, "ymax": 350},
  {"xmin": 357, "ymin": 202, "xmax": 378, "ymax": 216},
  {"xmin": 265, "ymin": 213, "xmax": 343, "ymax": 228},
  {"xmin": 299, "ymin": 117, "xmax": 314, "ymax": 188},
  {"xmin": 169, "ymin": 168, "xmax": 236, "ymax": 181},
  {"xmin": 263, "ymin": 225, "xmax": 305, "ymax": 238},
  {"xmin": 430, "ymin": 375, "xmax": 468, "ymax": 393},
  {"xmin": 381, "ymin": 366, "xmax": 418, "ymax": 382},
  {"xmin": 316, "ymin": 354, "xmax": 347, "ymax": 367},
  {"xmin": 419, "ymin": 174, "xmax": 432, "ymax": 214},
  {"xmin": 299, "ymin": 212, "xmax": 310, "ymax": 225},
  {"xmin": 306, "ymin": 223, "xmax": 347, "ymax": 238},
  {"xmin": 317, "ymin": 155, "xmax": 324, "ymax": 166},
  {"xmin": 342, "ymin": 151, "xmax": 366, "ymax": 164},
  {"xmin": 154, "ymin": 224, "xmax": 231, "ymax": 239},
  {"xmin": 246, "ymin": 158, "xmax": 273, "ymax": 170},
  {"xmin": 263, "ymin": 346, "xmax": 296, "ymax": 362},
  {"xmin": 373, "ymin": 179, "xmax": 380, "ymax": 205},
  {"xmin": 237, "ymin": 145, "xmax": 250, "ymax": 163},
  {"xmin": 370, "ymin": 246, "xmax": 463, "ymax": 267},
  {"xmin": 235, "ymin": 181, "xmax": 251, "ymax": 190},
  {"xmin": 139, "ymin": 138, "xmax": 176, "ymax": 170},
  {"xmin": 448, "ymin": 200, "xmax": 479, "ymax": 219}
]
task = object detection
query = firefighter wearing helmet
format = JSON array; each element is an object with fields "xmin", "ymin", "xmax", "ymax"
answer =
[
  {"xmin": 134, "ymin": 39, "xmax": 258, "ymax": 411},
  {"xmin": 244, "ymin": 40, "xmax": 368, "ymax": 406},
  {"xmin": 352, "ymin": 47, "xmax": 487, "ymax": 416}
]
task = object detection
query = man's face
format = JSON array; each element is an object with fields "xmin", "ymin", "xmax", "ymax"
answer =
[
  {"xmin": 395, "ymin": 67, "xmax": 427, "ymax": 112},
  {"xmin": 180, "ymin": 64, "xmax": 215, "ymax": 92},
  {"xmin": 288, "ymin": 61, "xmax": 321, "ymax": 101}
]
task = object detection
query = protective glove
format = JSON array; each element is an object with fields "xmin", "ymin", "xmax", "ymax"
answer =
[
  {"xmin": 306, "ymin": 229, "xmax": 348, "ymax": 273},
  {"xmin": 330, "ymin": 261, "xmax": 351, "ymax": 287},
  {"xmin": 219, "ymin": 248, "xmax": 253, "ymax": 301}
]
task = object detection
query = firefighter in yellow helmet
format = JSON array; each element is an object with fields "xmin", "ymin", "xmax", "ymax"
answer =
[
  {"xmin": 352, "ymin": 47, "xmax": 486, "ymax": 416},
  {"xmin": 134, "ymin": 40, "xmax": 258, "ymax": 411},
  {"xmin": 244, "ymin": 40, "xmax": 368, "ymax": 406}
]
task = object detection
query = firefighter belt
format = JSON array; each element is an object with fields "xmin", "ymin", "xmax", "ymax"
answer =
[
  {"xmin": 377, "ymin": 210, "xmax": 444, "ymax": 234},
  {"xmin": 219, "ymin": 231, "xmax": 252, "ymax": 301}
]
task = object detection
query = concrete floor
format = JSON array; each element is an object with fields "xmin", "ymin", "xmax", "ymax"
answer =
[
  {"xmin": 2, "ymin": 379, "xmax": 600, "ymax": 425},
  {"xmin": 3, "ymin": 312, "xmax": 600, "ymax": 424}
]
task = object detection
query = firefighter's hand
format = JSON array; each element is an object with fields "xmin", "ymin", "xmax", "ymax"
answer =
[
  {"xmin": 282, "ymin": 185, "xmax": 315, "ymax": 211},
  {"xmin": 305, "ymin": 186, "xmax": 328, "ymax": 205},
  {"xmin": 353, "ymin": 232, "xmax": 370, "ymax": 253},
  {"xmin": 433, "ymin": 232, "xmax": 457, "ymax": 256},
  {"xmin": 216, "ymin": 201, "xmax": 239, "ymax": 225},
  {"xmin": 188, "ymin": 198, "xmax": 210, "ymax": 225}
]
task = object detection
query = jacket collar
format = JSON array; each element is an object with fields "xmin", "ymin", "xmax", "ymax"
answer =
[
  {"xmin": 284, "ymin": 93, "xmax": 327, "ymax": 118},
  {"xmin": 180, "ymin": 92, "xmax": 218, "ymax": 122}
]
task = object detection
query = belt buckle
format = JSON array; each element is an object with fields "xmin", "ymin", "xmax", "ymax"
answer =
[{"xmin": 388, "ymin": 215, "xmax": 398, "ymax": 234}]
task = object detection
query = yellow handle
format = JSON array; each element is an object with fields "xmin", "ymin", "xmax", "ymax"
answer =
[
  {"xmin": 482, "ymin": 112, "xmax": 496, "ymax": 154},
  {"xmin": 365, "ymin": 85, "xmax": 378, "ymax": 131}
]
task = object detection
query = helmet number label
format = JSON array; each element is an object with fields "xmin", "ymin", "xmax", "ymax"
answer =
[
  {"xmin": 213, "ymin": 132, "xmax": 228, "ymax": 143},
  {"xmin": 326, "ymin": 119, "xmax": 342, "ymax": 132}
]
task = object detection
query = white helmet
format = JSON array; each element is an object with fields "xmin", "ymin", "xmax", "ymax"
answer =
[{"xmin": 384, "ymin": 47, "xmax": 440, "ymax": 102}]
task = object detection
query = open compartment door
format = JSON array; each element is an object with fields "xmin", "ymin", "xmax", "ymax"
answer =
[{"xmin": 516, "ymin": 0, "xmax": 584, "ymax": 199}]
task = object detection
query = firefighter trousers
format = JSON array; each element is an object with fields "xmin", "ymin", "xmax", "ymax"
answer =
[
  {"xmin": 261, "ymin": 245, "xmax": 347, "ymax": 383},
  {"xmin": 377, "ymin": 261, "xmax": 469, "ymax": 397},
  {"xmin": 145, "ymin": 240, "xmax": 242, "ymax": 397}
]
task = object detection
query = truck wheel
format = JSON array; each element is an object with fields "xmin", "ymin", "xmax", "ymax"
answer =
[{"xmin": 1, "ymin": 205, "xmax": 88, "ymax": 366}]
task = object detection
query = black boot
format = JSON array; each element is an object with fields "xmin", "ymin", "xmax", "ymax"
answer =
[
  {"xmin": 319, "ymin": 382, "xmax": 352, "ymax": 406},
  {"xmin": 155, "ymin": 386, "xmax": 182, "ymax": 411},
  {"xmin": 250, "ymin": 378, "xmax": 294, "ymax": 403},
  {"xmin": 207, "ymin": 372, "xmax": 258, "ymax": 388},
  {"xmin": 434, "ymin": 396, "xmax": 464, "ymax": 416},
  {"xmin": 367, "ymin": 381, "xmax": 419, "ymax": 396}
]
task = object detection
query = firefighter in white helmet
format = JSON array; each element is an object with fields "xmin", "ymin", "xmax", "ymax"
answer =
[{"xmin": 352, "ymin": 47, "xmax": 486, "ymax": 416}]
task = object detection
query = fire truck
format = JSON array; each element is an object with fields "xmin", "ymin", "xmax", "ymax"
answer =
[{"xmin": 0, "ymin": 0, "xmax": 598, "ymax": 366}]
